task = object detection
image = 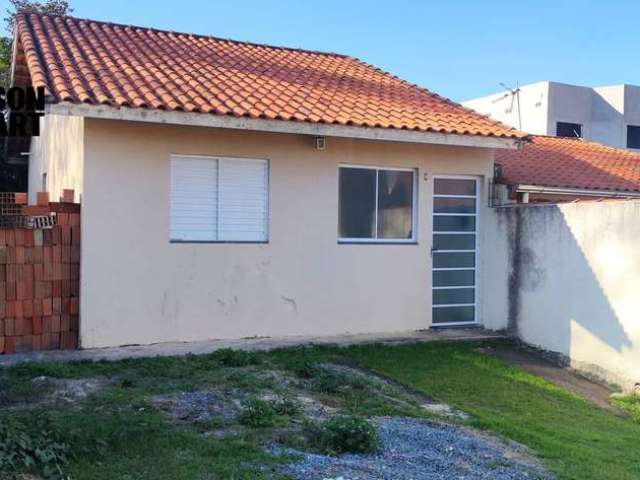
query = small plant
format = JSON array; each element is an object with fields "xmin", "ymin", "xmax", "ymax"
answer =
[
  {"xmin": 214, "ymin": 348, "xmax": 261, "ymax": 367},
  {"xmin": 290, "ymin": 359, "xmax": 321, "ymax": 379},
  {"xmin": 238, "ymin": 397, "xmax": 278, "ymax": 428},
  {"xmin": 310, "ymin": 369, "xmax": 346, "ymax": 394},
  {"xmin": 309, "ymin": 368, "xmax": 370, "ymax": 395},
  {"xmin": 611, "ymin": 393, "xmax": 640, "ymax": 424},
  {"xmin": 0, "ymin": 412, "xmax": 71, "ymax": 480},
  {"xmin": 225, "ymin": 370, "xmax": 263, "ymax": 391},
  {"xmin": 312, "ymin": 415, "xmax": 378, "ymax": 455},
  {"xmin": 272, "ymin": 396, "xmax": 302, "ymax": 416},
  {"xmin": 118, "ymin": 374, "xmax": 136, "ymax": 389}
]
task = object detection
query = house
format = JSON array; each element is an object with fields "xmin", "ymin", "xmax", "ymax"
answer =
[
  {"xmin": 12, "ymin": 13, "xmax": 525, "ymax": 349},
  {"xmin": 463, "ymin": 81, "xmax": 640, "ymax": 151},
  {"xmin": 494, "ymin": 135, "xmax": 640, "ymax": 203}
]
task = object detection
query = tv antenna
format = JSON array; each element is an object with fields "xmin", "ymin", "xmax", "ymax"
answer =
[{"xmin": 492, "ymin": 82, "xmax": 522, "ymax": 130}]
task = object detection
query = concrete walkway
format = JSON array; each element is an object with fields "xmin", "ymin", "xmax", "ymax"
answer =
[
  {"xmin": 485, "ymin": 344, "xmax": 620, "ymax": 414},
  {"xmin": 0, "ymin": 328, "xmax": 506, "ymax": 366}
]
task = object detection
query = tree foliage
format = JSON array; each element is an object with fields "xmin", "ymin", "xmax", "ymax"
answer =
[
  {"xmin": 0, "ymin": 36, "xmax": 10, "ymax": 89},
  {"xmin": 1, "ymin": 1, "xmax": 73, "ymax": 88},
  {"xmin": 5, "ymin": 0, "xmax": 72, "ymax": 33},
  {"xmin": 0, "ymin": 1, "xmax": 71, "ymax": 187}
]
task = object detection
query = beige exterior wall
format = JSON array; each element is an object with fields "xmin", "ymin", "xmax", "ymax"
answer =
[
  {"xmin": 28, "ymin": 114, "xmax": 84, "ymax": 203},
  {"xmin": 489, "ymin": 201, "xmax": 640, "ymax": 391},
  {"xmin": 79, "ymin": 118, "xmax": 496, "ymax": 348}
]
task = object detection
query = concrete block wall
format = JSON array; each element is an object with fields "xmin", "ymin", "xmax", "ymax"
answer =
[{"xmin": 0, "ymin": 191, "xmax": 80, "ymax": 354}]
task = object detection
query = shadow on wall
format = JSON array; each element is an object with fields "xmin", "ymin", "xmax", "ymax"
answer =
[
  {"xmin": 502, "ymin": 203, "xmax": 634, "ymax": 384},
  {"xmin": 590, "ymin": 89, "xmax": 625, "ymax": 146}
]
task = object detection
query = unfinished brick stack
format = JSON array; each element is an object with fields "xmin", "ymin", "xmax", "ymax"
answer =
[{"xmin": 0, "ymin": 190, "xmax": 80, "ymax": 354}]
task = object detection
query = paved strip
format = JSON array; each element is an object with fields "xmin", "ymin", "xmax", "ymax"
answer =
[{"xmin": 0, "ymin": 328, "xmax": 507, "ymax": 366}]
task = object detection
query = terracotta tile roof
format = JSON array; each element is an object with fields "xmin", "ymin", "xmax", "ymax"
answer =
[
  {"xmin": 496, "ymin": 135, "xmax": 640, "ymax": 193},
  {"xmin": 14, "ymin": 13, "xmax": 524, "ymax": 140}
]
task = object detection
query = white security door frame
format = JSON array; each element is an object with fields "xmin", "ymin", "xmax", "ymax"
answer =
[{"xmin": 431, "ymin": 175, "xmax": 480, "ymax": 326}]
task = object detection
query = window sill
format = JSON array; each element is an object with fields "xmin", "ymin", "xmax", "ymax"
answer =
[
  {"xmin": 338, "ymin": 240, "xmax": 418, "ymax": 245},
  {"xmin": 170, "ymin": 240, "xmax": 268, "ymax": 244}
]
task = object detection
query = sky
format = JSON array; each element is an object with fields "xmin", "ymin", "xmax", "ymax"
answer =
[{"xmin": 1, "ymin": 0, "xmax": 638, "ymax": 102}]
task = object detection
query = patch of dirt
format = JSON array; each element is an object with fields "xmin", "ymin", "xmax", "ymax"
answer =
[
  {"xmin": 152, "ymin": 386, "xmax": 337, "ymax": 425},
  {"xmin": 482, "ymin": 345, "xmax": 622, "ymax": 414},
  {"xmin": 31, "ymin": 376, "xmax": 109, "ymax": 403},
  {"xmin": 321, "ymin": 362, "xmax": 470, "ymax": 420},
  {"xmin": 152, "ymin": 389, "xmax": 243, "ymax": 424},
  {"xmin": 292, "ymin": 394, "xmax": 337, "ymax": 421}
]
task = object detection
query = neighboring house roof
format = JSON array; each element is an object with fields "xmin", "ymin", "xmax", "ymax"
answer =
[
  {"xmin": 13, "ymin": 13, "xmax": 523, "ymax": 140},
  {"xmin": 496, "ymin": 135, "xmax": 640, "ymax": 193}
]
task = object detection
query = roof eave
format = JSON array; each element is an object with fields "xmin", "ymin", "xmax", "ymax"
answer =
[
  {"xmin": 514, "ymin": 183, "xmax": 640, "ymax": 198},
  {"xmin": 46, "ymin": 102, "xmax": 523, "ymax": 150}
]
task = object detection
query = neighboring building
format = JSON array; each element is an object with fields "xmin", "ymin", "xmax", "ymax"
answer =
[
  {"xmin": 463, "ymin": 81, "xmax": 640, "ymax": 151},
  {"xmin": 12, "ymin": 13, "xmax": 524, "ymax": 348},
  {"xmin": 494, "ymin": 135, "xmax": 640, "ymax": 203}
]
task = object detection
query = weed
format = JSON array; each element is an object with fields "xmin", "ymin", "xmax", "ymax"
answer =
[
  {"xmin": 310, "ymin": 415, "xmax": 378, "ymax": 455},
  {"xmin": 0, "ymin": 412, "xmax": 74, "ymax": 480},
  {"xmin": 611, "ymin": 394, "xmax": 640, "ymax": 424},
  {"xmin": 289, "ymin": 359, "xmax": 321, "ymax": 379},
  {"xmin": 238, "ymin": 397, "xmax": 278, "ymax": 428},
  {"xmin": 117, "ymin": 374, "xmax": 136, "ymax": 389},
  {"xmin": 309, "ymin": 369, "xmax": 345, "ymax": 394},
  {"xmin": 310, "ymin": 368, "xmax": 369, "ymax": 395},
  {"xmin": 272, "ymin": 396, "xmax": 302, "ymax": 417},
  {"xmin": 225, "ymin": 370, "xmax": 275, "ymax": 391}
]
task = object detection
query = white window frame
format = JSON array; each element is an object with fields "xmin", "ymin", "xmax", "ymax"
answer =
[
  {"xmin": 338, "ymin": 164, "xmax": 418, "ymax": 244},
  {"xmin": 169, "ymin": 154, "xmax": 270, "ymax": 243},
  {"xmin": 431, "ymin": 174, "xmax": 480, "ymax": 326}
]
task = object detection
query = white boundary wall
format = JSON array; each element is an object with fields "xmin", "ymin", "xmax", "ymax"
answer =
[{"xmin": 488, "ymin": 201, "xmax": 640, "ymax": 391}]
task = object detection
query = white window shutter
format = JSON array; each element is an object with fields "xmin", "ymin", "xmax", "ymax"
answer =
[
  {"xmin": 170, "ymin": 156, "xmax": 218, "ymax": 241},
  {"xmin": 218, "ymin": 158, "xmax": 268, "ymax": 241}
]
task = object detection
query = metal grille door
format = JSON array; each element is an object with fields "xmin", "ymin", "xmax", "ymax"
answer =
[{"xmin": 431, "ymin": 177, "xmax": 479, "ymax": 325}]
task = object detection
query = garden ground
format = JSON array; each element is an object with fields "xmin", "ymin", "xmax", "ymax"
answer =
[{"xmin": 0, "ymin": 339, "xmax": 638, "ymax": 479}]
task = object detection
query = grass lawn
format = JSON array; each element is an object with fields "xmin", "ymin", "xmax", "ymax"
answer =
[
  {"xmin": 344, "ymin": 341, "xmax": 640, "ymax": 480},
  {"xmin": 0, "ymin": 347, "xmax": 423, "ymax": 479},
  {"xmin": 0, "ymin": 353, "xmax": 291, "ymax": 480},
  {"xmin": 0, "ymin": 340, "xmax": 638, "ymax": 479}
]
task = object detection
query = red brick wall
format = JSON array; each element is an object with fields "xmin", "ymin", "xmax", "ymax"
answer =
[{"xmin": 0, "ymin": 191, "xmax": 80, "ymax": 354}]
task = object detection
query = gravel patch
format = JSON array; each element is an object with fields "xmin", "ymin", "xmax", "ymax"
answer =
[{"xmin": 272, "ymin": 416, "xmax": 553, "ymax": 480}]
